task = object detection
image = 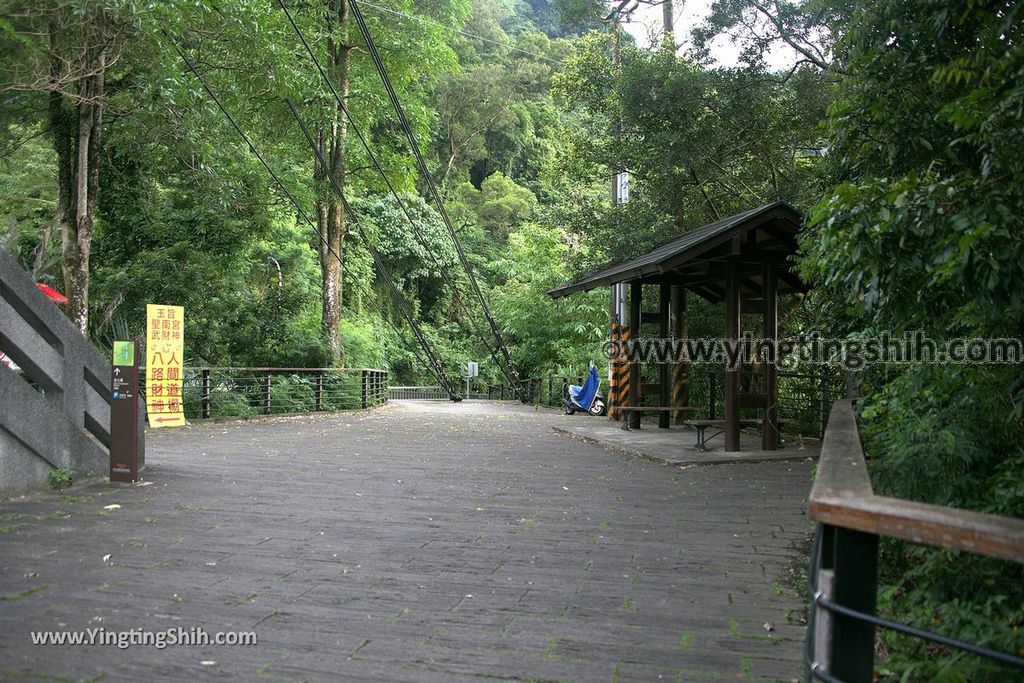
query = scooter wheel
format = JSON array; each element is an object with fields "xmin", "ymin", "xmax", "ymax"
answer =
[
  {"xmin": 565, "ymin": 407, "xmax": 576, "ymax": 415},
  {"xmin": 589, "ymin": 400, "xmax": 606, "ymax": 416}
]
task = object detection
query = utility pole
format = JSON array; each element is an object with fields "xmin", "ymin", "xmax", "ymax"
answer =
[
  {"xmin": 604, "ymin": 1, "xmax": 671, "ymax": 422},
  {"xmin": 610, "ymin": 2, "xmax": 629, "ymax": 214},
  {"xmin": 662, "ymin": 0, "xmax": 676, "ymax": 49},
  {"xmin": 607, "ymin": 1, "xmax": 632, "ymax": 420}
]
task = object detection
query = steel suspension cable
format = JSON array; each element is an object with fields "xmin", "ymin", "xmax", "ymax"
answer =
[
  {"xmin": 276, "ymin": 0, "xmax": 524, "ymax": 401},
  {"xmin": 275, "ymin": 1, "xmax": 517, "ymax": 391},
  {"xmin": 347, "ymin": 0, "xmax": 522, "ymax": 391},
  {"xmin": 285, "ymin": 98, "xmax": 462, "ymax": 399},
  {"xmin": 168, "ymin": 36, "xmax": 458, "ymax": 397}
]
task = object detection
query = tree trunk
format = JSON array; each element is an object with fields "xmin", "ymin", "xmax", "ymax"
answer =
[
  {"xmin": 316, "ymin": 0, "xmax": 351, "ymax": 363},
  {"xmin": 49, "ymin": 15, "xmax": 107, "ymax": 335}
]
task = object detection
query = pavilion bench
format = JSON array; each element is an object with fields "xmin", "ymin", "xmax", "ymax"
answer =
[{"xmin": 682, "ymin": 418, "xmax": 791, "ymax": 451}]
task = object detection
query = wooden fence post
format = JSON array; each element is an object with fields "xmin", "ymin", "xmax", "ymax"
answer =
[
  {"xmin": 826, "ymin": 524, "xmax": 879, "ymax": 683},
  {"xmin": 820, "ymin": 373, "xmax": 831, "ymax": 438}
]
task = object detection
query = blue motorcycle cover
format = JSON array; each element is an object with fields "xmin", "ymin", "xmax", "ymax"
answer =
[{"xmin": 569, "ymin": 364, "xmax": 601, "ymax": 411}]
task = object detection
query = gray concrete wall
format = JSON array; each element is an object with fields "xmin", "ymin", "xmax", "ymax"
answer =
[{"xmin": 0, "ymin": 249, "xmax": 113, "ymax": 497}]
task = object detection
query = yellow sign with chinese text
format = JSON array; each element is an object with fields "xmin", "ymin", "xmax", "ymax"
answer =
[{"xmin": 146, "ymin": 304, "xmax": 185, "ymax": 428}]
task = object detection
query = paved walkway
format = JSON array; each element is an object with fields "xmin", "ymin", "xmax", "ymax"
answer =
[
  {"xmin": 553, "ymin": 420, "xmax": 821, "ymax": 467},
  {"xmin": 0, "ymin": 401, "xmax": 812, "ymax": 682}
]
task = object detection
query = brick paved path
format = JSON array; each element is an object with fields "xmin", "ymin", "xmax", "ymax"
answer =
[{"xmin": 0, "ymin": 401, "xmax": 812, "ymax": 682}]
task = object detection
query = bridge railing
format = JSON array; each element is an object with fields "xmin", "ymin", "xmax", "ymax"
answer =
[
  {"xmin": 144, "ymin": 367, "xmax": 388, "ymax": 420},
  {"xmin": 483, "ymin": 369, "xmax": 845, "ymax": 431},
  {"xmin": 484, "ymin": 376, "xmax": 581, "ymax": 405},
  {"xmin": 806, "ymin": 399, "xmax": 1024, "ymax": 681},
  {"xmin": 389, "ymin": 385, "xmax": 449, "ymax": 400},
  {"xmin": 0, "ymin": 250, "xmax": 119, "ymax": 494}
]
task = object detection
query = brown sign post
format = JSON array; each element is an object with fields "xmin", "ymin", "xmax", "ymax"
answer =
[{"xmin": 110, "ymin": 340, "xmax": 142, "ymax": 482}]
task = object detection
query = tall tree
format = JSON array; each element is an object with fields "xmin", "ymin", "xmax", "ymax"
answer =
[
  {"xmin": 1, "ymin": 1, "xmax": 130, "ymax": 332},
  {"xmin": 312, "ymin": 0, "xmax": 351, "ymax": 360}
]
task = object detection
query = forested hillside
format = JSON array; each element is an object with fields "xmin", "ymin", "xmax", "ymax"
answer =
[
  {"xmin": 2, "ymin": 1, "xmax": 1023, "ymax": 679},
  {"xmin": 1, "ymin": 0, "xmax": 610, "ymax": 383}
]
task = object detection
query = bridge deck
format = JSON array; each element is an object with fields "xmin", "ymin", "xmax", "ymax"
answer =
[{"xmin": 0, "ymin": 400, "xmax": 812, "ymax": 681}]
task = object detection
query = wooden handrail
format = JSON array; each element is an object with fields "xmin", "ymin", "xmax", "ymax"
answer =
[{"xmin": 810, "ymin": 399, "xmax": 1024, "ymax": 564}]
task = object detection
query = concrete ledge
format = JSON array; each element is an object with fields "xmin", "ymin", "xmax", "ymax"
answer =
[
  {"xmin": 552, "ymin": 422, "xmax": 820, "ymax": 467},
  {"xmin": 0, "ymin": 370, "xmax": 107, "ymax": 496}
]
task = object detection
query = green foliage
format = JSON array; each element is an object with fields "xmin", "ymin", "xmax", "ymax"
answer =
[
  {"xmin": 791, "ymin": 0, "xmax": 1024, "ymax": 678},
  {"xmin": 453, "ymin": 172, "xmax": 537, "ymax": 241},
  {"xmin": 47, "ymin": 468, "xmax": 72, "ymax": 491},
  {"xmin": 338, "ymin": 318, "xmax": 391, "ymax": 370},
  {"xmin": 208, "ymin": 390, "xmax": 258, "ymax": 420},
  {"xmin": 491, "ymin": 222, "xmax": 605, "ymax": 376},
  {"xmin": 554, "ymin": 31, "xmax": 830, "ymax": 265},
  {"xmin": 0, "ymin": 127, "xmax": 57, "ymax": 270},
  {"xmin": 3, "ymin": 10, "xmax": 1019, "ymax": 683}
]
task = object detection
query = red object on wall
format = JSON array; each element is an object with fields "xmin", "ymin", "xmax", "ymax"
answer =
[{"xmin": 36, "ymin": 282, "xmax": 68, "ymax": 304}]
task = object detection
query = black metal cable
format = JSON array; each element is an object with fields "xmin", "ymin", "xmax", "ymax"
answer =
[
  {"xmin": 285, "ymin": 98, "xmax": 462, "ymax": 399},
  {"xmin": 276, "ymin": 0, "xmax": 524, "ymax": 401},
  {"xmin": 357, "ymin": 0, "xmax": 565, "ymax": 66},
  {"xmin": 814, "ymin": 595, "xmax": 1024, "ymax": 670},
  {"xmin": 169, "ymin": 37, "xmax": 429, "ymax": 374},
  {"xmin": 804, "ymin": 523, "xmax": 1024, "ymax": 679},
  {"xmin": 346, "ymin": 0, "xmax": 523, "ymax": 391},
  {"xmin": 167, "ymin": 35, "xmax": 450, "ymax": 394},
  {"xmin": 275, "ymin": 0, "xmax": 520, "ymax": 392}
]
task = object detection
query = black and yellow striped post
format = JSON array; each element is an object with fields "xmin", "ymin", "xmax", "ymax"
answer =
[
  {"xmin": 613, "ymin": 321, "xmax": 631, "ymax": 419},
  {"xmin": 608, "ymin": 283, "xmax": 631, "ymax": 421}
]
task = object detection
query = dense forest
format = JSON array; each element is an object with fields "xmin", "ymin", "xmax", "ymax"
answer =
[{"xmin": 2, "ymin": 0, "xmax": 1022, "ymax": 679}]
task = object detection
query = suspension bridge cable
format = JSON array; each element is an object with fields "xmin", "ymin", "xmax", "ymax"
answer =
[
  {"xmin": 275, "ymin": 0, "xmax": 521, "ymax": 392},
  {"xmin": 348, "ymin": 0, "xmax": 522, "ymax": 389},
  {"xmin": 272, "ymin": 0, "xmax": 517, "ymax": 390},
  {"xmin": 357, "ymin": 0, "xmax": 566, "ymax": 66},
  {"xmin": 168, "ymin": 37, "xmax": 456, "ymax": 397},
  {"xmin": 170, "ymin": 37, "xmax": 435, "ymax": 381},
  {"xmin": 283, "ymin": 98, "xmax": 464, "ymax": 400},
  {"xmin": 292, "ymin": 0, "xmax": 523, "ymax": 396}
]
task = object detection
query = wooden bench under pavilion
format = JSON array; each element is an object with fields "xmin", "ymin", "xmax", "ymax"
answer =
[{"xmin": 548, "ymin": 201, "xmax": 810, "ymax": 452}]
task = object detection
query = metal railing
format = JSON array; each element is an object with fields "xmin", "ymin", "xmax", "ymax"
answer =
[
  {"xmin": 806, "ymin": 399, "xmax": 1024, "ymax": 681},
  {"xmin": 482, "ymin": 375, "xmax": 583, "ymax": 406},
  {"xmin": 389, "ymin": 385, "xmax": 449, "ymax": 400},
  {"xmin": 687, "ymin": 368, "xmax": 845, "ymax": 437},
  {"xmin": 138, "ymin": 367, "xmax": 388, "ymax": 420},
  {"xmin": 483, "ymin": 368, "xmax": 844, "ymax": 435}
]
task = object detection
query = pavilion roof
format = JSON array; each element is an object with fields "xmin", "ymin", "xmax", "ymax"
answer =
[{"xmin": 548, "ymin": 201, "xmax": 808, "ymax": 303}]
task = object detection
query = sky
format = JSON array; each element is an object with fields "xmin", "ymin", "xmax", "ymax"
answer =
[{"xmin": 620, "ymin": 0, "xmax": 801, "ymax": 71}]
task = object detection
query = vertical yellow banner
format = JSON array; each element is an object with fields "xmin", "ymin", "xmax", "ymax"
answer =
[{"xmin": 146, "ymin": 304, "xmax": 186, "ymax": 428}]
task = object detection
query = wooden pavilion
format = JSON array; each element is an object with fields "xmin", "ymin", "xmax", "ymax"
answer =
[{"xmin": 548, "ymin": 201, "xmax": 809, "ymax": 452}]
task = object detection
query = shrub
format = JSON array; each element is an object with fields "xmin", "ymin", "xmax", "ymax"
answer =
[{"xmin": 48, "ymin": 468, "xmax": 73, "ymax": 491}]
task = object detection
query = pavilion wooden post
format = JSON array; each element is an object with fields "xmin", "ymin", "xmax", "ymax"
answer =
[
  {"xmin": 724, "ymin": 258, "xmax": 741, "ymax": 451},
  {"xmin": 658, "ymin": 283, "xmax": 671, "ymax": 429},
  {"xmin": 628, "ymin": 280, "xmax": 642, "ymax": 430},
  {"xmin": 762, "ymin": 264, "xmax": 779, "ymax": 450},
  {"xmin": 609, "ymin": 285, "xmax": 619, "ymax": 420},
  {"xmin": 670, "ymin": 285, "xmax": 688, "ymax": 424}
]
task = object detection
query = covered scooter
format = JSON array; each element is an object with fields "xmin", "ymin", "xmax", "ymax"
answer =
[{"xmin": 562, "ymin": 363, "xmax": 607, "ymax": 416}]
